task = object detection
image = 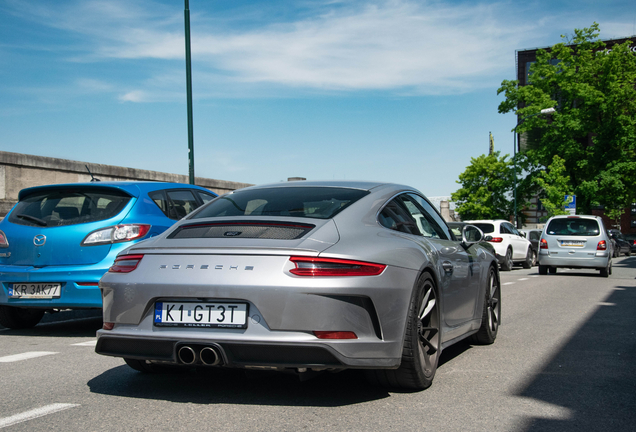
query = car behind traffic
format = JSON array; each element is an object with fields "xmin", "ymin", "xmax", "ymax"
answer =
[
  {"xmin": 0, "ymin": 182, "xmax": 216, "ymax": 328},
  {"xmin": 538, "ymin": 215, "xmax": 612, "ymax": 277}
]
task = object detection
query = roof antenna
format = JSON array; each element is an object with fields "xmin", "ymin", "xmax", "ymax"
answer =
[{"xmin": 85, "ymin": 165, "xmax": 100, "ymax": 182}]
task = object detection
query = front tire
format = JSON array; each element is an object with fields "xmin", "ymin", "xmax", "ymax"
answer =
[
  {"xmin": 501, "ymin": 248, "xmax": 513, "ymax": 271},
  {"xmin": 470, "ymin": 266, "xmax": 500, "ymax": 345},
  {"xmin": 366, "ymin": 273, "xmax": 440, "ymax": 390},
  {"xmin": 0, "ymin": 306, "xmax": 45, "ymax": 329}
]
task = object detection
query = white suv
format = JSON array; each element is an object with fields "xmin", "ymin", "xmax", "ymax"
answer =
[{"xmin": 464, "ymin": 219, "xmax": 533, "ymax": 271}]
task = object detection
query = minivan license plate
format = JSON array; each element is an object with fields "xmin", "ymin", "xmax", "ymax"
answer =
[
  {"xmin": 8, "ymin": 283, "xmax": 61, "ymax": 298},
  {"xmin": 561, "ymin": 240, "xmax": 585, "ymax": 247},
  {"xmin": 154, "ymin": 301, "xmax": 248, "ymax": 328}
]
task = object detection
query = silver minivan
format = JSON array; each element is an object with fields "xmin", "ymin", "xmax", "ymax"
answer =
[{"xmin": 538, "ymin": 215, "xmax": 612, "ymax": 277}]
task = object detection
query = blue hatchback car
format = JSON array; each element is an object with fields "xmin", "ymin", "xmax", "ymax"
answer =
[{"xmin": 0, "ymin": 181, "xmax": 217, "ymax": 328}]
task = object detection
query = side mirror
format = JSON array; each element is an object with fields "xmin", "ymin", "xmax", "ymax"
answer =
[
  {"xmin": 461, "ymin": 225, "xmax": 484, "ymax": 248},
  {"xmin": 520, "ymin": 232, "xmax": 527, "ymax": 238}
]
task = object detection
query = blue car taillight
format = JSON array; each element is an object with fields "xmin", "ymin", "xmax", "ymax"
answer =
[
  {"xmin": 0, "ymin": 230, "xmax": 8, "ymax": 247},
  {"xmin": 82, "ymin": 224, "xmax": 150, "ymax": 246}
]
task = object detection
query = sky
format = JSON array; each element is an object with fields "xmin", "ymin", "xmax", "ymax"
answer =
[{"xmin": 1, "ymin": 0, "xmax": 635, "ymax": 197}]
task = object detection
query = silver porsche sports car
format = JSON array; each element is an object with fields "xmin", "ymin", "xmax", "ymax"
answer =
[{"xmin": 96, "ymin": 181, "xmax": 500, "ymax": 390}]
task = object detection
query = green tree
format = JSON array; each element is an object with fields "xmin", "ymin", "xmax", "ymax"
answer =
[
  {"xmin": 535, "ymin": 155, "xmax": 571, "ymax": 217},
  {"xmin": 452, "ymin": 152, "xmax": 508, "ymax": 220},
  {"xmin": 498, "ymin": 23, "xmax": 636, "ymax": 214}
]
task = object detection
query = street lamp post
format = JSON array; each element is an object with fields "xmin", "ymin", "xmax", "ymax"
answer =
[
  {"xmin": 513, "ymin": 107, "xmax": 556, "ymax": 228},
  {"xmin": 184, "ymin": 0, "xmax": 195, "ymax": 185}
]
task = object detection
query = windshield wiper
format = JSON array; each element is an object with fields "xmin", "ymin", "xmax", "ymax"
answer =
[{"xmin": 16, "ymin": 214, "xmax": 48, "ymax": 226}]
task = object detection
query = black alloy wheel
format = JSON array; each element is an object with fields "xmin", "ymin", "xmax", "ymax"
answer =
[
  {"xmin": 471, "ymin": 266, "xmax": 500, "ymax": 345},
  {"xmin": 501, "ymin": 248, "xmax": 513, "ymax": 271},
  {"xmin": 522, "ymin": 248, "xmax": 533, "ymax": 269},
  {"xmin": 366, "ymin": 273, "xmax": 440, "ymax": 390}
]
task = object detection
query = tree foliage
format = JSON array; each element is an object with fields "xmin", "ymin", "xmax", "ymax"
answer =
[
  {"xmin": 497, "ymin": 23, "xmax": 636, "ymax": 214},
  {"xmin": 451, "ymin": 151, "xmax": 538, "ymax": 221},
  {"xmin": 535, "ymin": 155, "xmax": 571, "ymax": 217}
]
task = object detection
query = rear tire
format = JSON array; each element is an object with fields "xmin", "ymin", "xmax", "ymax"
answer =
[
  {"xmin": 522, "ymin": 248, "xmax": 533, "ymax": 269},
  {"xmin": 548, "ymin": 266, "xmax": 557, "ymax": 274},
  {"xmin": 470, "ymin": 266, "xmax": 500, "ymax": 345},
  {"xmin": 600, "ymin": 260, "xmax": 611, "ymax": 278},
  {"xmin": 538, "ymin": 265, "xmax": 548, "ymax": 275},
  {"xmin": 0, "ymin": 306, "xmax": 45, "ymax": 329},
  {"xmin": 501, "ymin": 249, "xmax": 513, "ymax": 271},
  {"xmin": 530, "ymin": 250, "xmax": 537, "ymax": 266},
  {"xmin": 366, "ymin": 273, "xmax": 440, "ymax": 390}
]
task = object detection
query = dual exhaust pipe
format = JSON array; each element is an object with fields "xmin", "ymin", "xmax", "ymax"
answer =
[{"xmin": 177, "ymin": 345, "xmax": 223, "ymax": 366}]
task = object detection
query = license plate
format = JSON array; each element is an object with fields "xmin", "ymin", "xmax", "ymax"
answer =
[
  {"xmin": 561, "ymin": 240, "xmax": 585, "ymax": 247},
  {"xmin": 8, "ymin": 283, "xmax": 61, "ymax": 298},
  {"xmin": 154, "ymin": 301, "xmax": 248, "ymax": 328}
]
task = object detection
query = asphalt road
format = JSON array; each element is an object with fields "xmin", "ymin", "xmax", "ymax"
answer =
[{"xmin": 1, "ymin": 257, "xmax": 634, "ymax": 431}]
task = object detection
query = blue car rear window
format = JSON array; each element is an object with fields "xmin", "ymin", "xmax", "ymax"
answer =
[
  {"xmin": 191, "ymin": 187, "xmax": 369, "ymax": 220},
  {"xmin": 9, "ymin": 188, "xmax": 131, "ymax": 227}
]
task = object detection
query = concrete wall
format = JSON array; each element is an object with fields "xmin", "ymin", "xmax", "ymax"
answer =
[{"xmin": 0, "ymin": 151, "xmax": 253, "ymax": 217}]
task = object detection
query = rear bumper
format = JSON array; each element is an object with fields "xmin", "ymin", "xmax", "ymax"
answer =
[
  {"xmin": 95, "ymin": 332, "xmax": 401, "ymax": 369},
  {"xmin": 0, "ymin": 264, "xmax": 107, "ymax": 308},
  {"xmin": 538, "ymin": 250, "xmax": 610, "ymax": 269}
]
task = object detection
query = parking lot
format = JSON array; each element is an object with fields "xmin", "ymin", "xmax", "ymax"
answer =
[{"xmin": 1, "ymin": 257, "xmax": 635, "ymax": 432}]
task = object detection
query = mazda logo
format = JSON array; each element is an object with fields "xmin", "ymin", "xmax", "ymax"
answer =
[{"xmin": 33, "ymin": 234, "xmax": 46, "ymax": 246}]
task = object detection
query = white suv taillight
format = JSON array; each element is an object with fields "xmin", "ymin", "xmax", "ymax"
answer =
[{"xmin": 82, "ymin": 224, "xmax": 150, "ymax": 246}]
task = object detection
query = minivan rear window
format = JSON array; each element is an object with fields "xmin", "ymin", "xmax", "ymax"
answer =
[
  {"xmin": 546, "ymin": 218, "xmax": 600, "ymax": 236},
  {"xmin": 191, "ymin": 187, "xmax": 369, "ymax": 220},
  {"xmin": 9, "ymin": 188, "xmax": 131, "ymax": 227}
]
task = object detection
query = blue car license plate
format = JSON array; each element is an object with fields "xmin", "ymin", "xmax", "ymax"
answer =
[
  {"xmin": 154, "ymin": 301, "xmax": 248, "ymax": 328},
  {"xmin": 8, "ymin": 283, "xmax": 61, "ymax": 298}
]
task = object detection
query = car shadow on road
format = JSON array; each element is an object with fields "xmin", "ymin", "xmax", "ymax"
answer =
[
  {"xmin": 87, "ymin": 340, "xmax": 471, "ymax": 406},
  {"xmin": 88, "ymin": 364, "xmax": 392, "ymax": 407},
  {"xmin": 513, "ymin": 283, "xmax": 636, "ymax": 431},
  {"xmin": 0, "ymin": 315, "xmax": 102, "ymax": 337}
]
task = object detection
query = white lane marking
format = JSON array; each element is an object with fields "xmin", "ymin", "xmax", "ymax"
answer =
[
  {"xmin": 71, "ymin": 341, "xmax": 97, "ymax": 347},
  {"xmin": 503, "ymin": 282, "xmax": 515, "ymax": 285},
  {"xmin": 0, "ymin": 352, "xmax": 57, "ymax": 363},
  {"xmin": 0, "ymin": 404, "xmax": 79, "ymax": 429},
  {"xmin": 518, "ymin": 278, "xmax": 529, "ymax": 281}
]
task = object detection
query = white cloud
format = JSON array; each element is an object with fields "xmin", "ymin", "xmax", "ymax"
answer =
[
  {"xmin": 10, "ymin": 0, "xmax": 634, "ymax": 98},
  {"xmin": 118, "ymin": 90, "xmax": 147, "ymax": 103}
]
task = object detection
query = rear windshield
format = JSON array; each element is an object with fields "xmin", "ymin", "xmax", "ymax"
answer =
[
  {"xmin": 471, "ymin": 223, "xmax": 494, "ymax": 234},
  {"xmin": 545, "ymin": 218, "xmax": 600, "ymax": 236},
  {"xmin": 9, "ymin": 188, "xmax": 131, "ymax": 227},
  {"xmin": 191, "ymin": 187, "xmax": 369, "ymax": 220}
]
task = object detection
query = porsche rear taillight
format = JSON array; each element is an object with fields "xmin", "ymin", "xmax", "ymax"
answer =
[
  {"xmin": 108, "ymin": 254, "xmax": 144, "ymax": 273},
  {"xmin": 289, "ymin": 257, "xmax": 386, "ymax": 277},
  {"xmin": 540, "ymin": 239, "xmax": 548, "ymax": 249},
  {"xmin": 597, "ymin": 240, "xmax": 607, "ymax": 251}
]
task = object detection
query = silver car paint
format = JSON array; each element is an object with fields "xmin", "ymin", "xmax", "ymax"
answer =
[
  {"xmin": 538, "ymin": 215, "xmax": 611, "ymax": 269},
  {"xmin": 97, "ymin": 181, "xmax": 497, "ymax": 369}
]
